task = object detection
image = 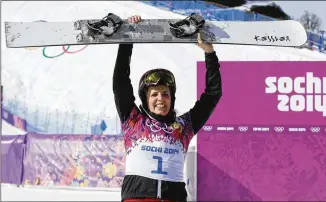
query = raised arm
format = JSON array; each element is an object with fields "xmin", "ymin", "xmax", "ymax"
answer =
[
  {"xmin": 113, "ymin": 44, "xmax": 136, "ymax": 123},
  {"xmin": 189, "ymin": 36, "xmax": 222, "ymax": 134}
]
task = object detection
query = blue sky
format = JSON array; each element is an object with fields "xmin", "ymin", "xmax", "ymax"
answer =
[{"xmin": 269, "ymin": 1, "xmax": 326, "ymax": 31}]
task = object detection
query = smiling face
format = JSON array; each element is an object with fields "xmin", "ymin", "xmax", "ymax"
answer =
[{"xmin": 146, "ymin": 85, "xmax": 171, "ymax": 116}]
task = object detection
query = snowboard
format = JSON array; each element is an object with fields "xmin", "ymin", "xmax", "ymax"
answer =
[{"xmin": 5, "ymin": 13, "xmax": 307, "ymax": 48}]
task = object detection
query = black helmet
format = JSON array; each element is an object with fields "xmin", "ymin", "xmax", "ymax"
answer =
[{"xmin": 138, "ymin": 68, "xmax": 176, "ymax": 116}]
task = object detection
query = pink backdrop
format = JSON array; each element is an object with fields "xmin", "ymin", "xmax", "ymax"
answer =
[{"xmin": 196, "ymin": 61, "xmax": 326, "ymax": 201}]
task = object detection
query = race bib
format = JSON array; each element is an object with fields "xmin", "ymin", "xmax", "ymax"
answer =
[{"xmin": 125, "ymin": 139, "xmax": 186, "ymax": 182}]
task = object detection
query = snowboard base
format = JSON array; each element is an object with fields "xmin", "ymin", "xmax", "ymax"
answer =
[{"xmin": 5, "ymin": 13, "xmax": 308, "ymax": 48}]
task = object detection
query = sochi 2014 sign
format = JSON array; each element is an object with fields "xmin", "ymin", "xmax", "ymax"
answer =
[
  {"xmin": 197, "ymin": 61, "xmax": 326, "ymax": 134},
  {"xmin": 196, "ymin": 61, "xmax": 326, "ymax": 202}
]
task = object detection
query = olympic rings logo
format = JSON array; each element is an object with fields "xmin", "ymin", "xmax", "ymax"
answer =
[
  {"xmin": 310, "ymin": 127, "xmax": 320, "ymax": 133},
  {"xmin": 238, "ymin": 126, "xmax": 248, "ymax": 132},
  {"xmin": 145, "ymin": 119, "xmax": 174, "ymax": 134},
  {"xmin": 202, "ymin": 126, "xmax": 212, "ymax": 131},
  {"xmin": 274, "ymin": 127, "xmax": 284, "ymax": 132},
  {"xmin": 24, "ymin": 45, "xmax": 89, "ymax": 59},
  {"xmin": 42, "ymin": 45, "xmax": 88, "ymax": 59}
]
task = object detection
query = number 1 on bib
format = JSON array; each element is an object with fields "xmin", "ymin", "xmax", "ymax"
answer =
[{"xmin": 151, "ymin": 156, "xmax": 168, "ymax": 175}]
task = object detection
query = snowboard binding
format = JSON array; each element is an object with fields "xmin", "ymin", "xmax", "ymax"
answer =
[
  {"xmin": 168, "ymin": 13, "xmax": 205, "ymax": 38},
  {"xmin": 87, "ymin": 13, "xmax": 123, "ymax": 37}
]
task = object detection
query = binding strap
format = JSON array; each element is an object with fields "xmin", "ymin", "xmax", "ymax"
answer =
[
  {"xmin": 169, "ymin": 13, "xmax": 205, "ymax": 38},
  {"xmin": 87, "ymin": 13, "xmax": 123, "ymax": 37}
]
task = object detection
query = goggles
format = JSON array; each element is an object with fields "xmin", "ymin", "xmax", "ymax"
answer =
[{"xmin": 144, "ymin": 70, "xmax": 176, "ymax": 90}]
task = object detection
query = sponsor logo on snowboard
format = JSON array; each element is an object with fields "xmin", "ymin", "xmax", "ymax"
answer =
[{"xmin": 254, "ymin": 35, "xmax": 290, "ymax": 42}]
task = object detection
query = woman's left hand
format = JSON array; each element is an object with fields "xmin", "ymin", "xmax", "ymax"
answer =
[{"xmin": 196, "ymin": 33, "xmax": 214, "ymax": 53}]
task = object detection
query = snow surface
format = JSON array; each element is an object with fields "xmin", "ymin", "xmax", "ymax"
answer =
[
  {"xmin": 1, "ymin": 1, "xmax": 326, "ymax": 200},
  {"xmin": 1, "ymin": 120, "xmax": 26, "ymax": 135},
  {"xmin": 1, "ymin": 185, "xmax": 121, "ymax": 201},
  {"xmin": 234, "ymin": 1, "xmax": 277, "ymax": 11}
]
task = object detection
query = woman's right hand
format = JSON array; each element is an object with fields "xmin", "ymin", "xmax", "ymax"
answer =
[{"xmin": 128, "ymin": 15, "xmax": 142, "ymax": 24}]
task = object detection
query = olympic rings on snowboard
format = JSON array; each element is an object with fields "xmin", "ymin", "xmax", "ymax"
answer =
[{"xmin": 42, "ymin": 45, "xmax": 88, "ymax": 59}]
